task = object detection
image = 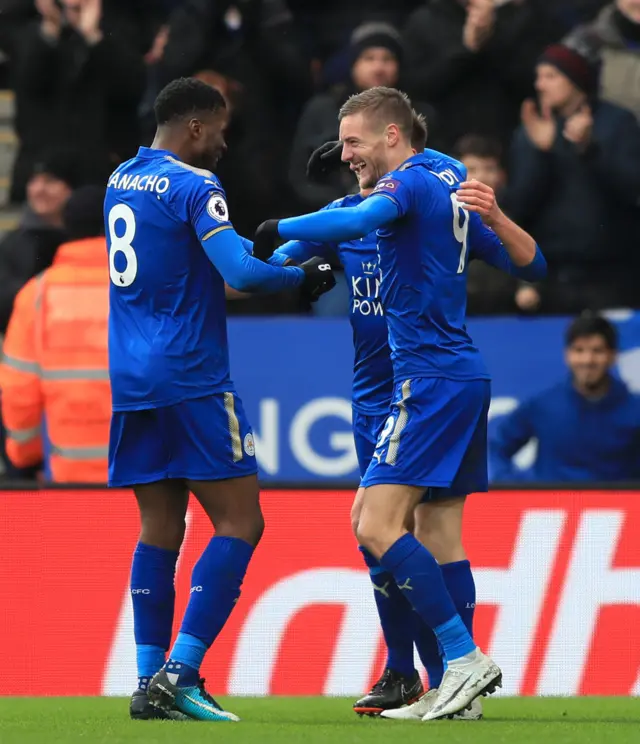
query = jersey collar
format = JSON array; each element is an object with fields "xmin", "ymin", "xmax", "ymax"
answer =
[{"xmin": 136, "ymin": 146, "xmax": 179, "ymax": 160}]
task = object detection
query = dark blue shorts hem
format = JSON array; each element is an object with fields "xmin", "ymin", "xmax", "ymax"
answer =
[
  {"xmin": 109, "ymin": 466, "xmax": 258, "ymax": 489},
  {"xmin": 360, "ymin": 477, "xmax": 451, "ymax": 489}
]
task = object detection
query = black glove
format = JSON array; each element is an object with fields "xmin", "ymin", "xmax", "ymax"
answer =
[
  {"xmin": 252, "ymin": 219, "xmax": 281, "ymax": 262},
  {"xmin": 299, "ymin": 256, "xmax": 336, "ymax": 302},
  {"xmin": 306, "ymin": 140, "xmax": 342, "ymax": 182}
]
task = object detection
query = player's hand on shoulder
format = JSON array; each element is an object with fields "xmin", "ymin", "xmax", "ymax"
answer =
[
  {"xmin": 306, "ymin": 140, "xmax": 343, "ymax": 182},
  {"xmin": 253, "ymin": 219, "xmax": 280, "ymax": 262},
  {"xmin": 456, "ymin": 179, "xmax": 503, "ymax": 227},
  {"xmin": 299, "ymin": 256, "xmax": 336, "ymax": 302}
]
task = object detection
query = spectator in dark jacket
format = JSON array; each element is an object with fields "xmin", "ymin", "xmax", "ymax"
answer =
[
  {"xmin": 503, "ymin": 42, "xmax": 640, "ymax": 313},
  {"xmin": 402, "ymin": 0, "xmax": 554, "ymax": 152},
  {"xmin": 490, "ymin": 314, "xmax": 640, "ymax": 483},
  {"xmin": 289, "ymin": 21, "xmax": 433, "ymax": 210},
  {"xmin": 0, "ymin": 151, "xmax": 88, "ymax": 333},
  {"xmin": 566, "ymin": 0, "xmax": 640, "ymax": 121},
  {"xmin": 288, "ymin": 0, "xmax": 423, "ymax": 68},
  {"xmin": 10, "ymin": 0, "xmax": 148, "ymax": 202},
  {"xmin": 154, "ymin": 0, "xmax": 311, "ymax": 236},
  {"xmin": 551, "ymin": 0, "xmax": 610, "ymax": 35}
]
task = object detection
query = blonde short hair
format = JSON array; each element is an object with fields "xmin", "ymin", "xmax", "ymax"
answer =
[{"xmin": 339, "ymin": 86, "xmax": 414, "ymax": 141}]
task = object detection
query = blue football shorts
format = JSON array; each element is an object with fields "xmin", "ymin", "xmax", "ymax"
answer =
[
  {"xmin": 360, "ymin": 377, "xmax": 490, "ymax": 499},
  {"xmin": 352, "ymin": 408, "xmax": 388, "ymax": 479},
  {"xmin": 108, "ymin": 392, "xmax": 258, "ymax": 487}
]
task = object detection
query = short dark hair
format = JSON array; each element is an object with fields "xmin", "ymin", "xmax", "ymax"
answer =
[
  {"xmin": 565, "ymin": 313, "xmax": 618, "ymax": 351},
  {"xmin": 154, "ymin": 77, "xmax": 226, "ymax": 126},
  {"xmin": 411, "ymin": 110, "xmax": 428, "ymax": 151},
  {"xmin": 454, "ymin": 135, "xmax": 503, "ymax": 165},
  {"xmin": 339, "ymin": 86, "xmax": 414, "ymax": 141}
]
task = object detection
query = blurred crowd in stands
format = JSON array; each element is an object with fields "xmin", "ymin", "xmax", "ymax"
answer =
[
  {"xmin": 0, "ymin": 0, "xmax": 639, "ymax": 482},
  {"xmin": 0, "ymin": 0, "xmax": 639, "ymax": 318}
]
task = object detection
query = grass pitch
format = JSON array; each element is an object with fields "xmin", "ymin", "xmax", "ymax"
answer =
[{"xmin": 0, "ymin": 696, "xmax": 639, "ymax": 744}]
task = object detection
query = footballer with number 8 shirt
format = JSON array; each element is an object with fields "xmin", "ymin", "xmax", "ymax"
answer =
[
  {"xmin": 105, "ymin": 78, "xmax": 335, "ymax": 723},
  {"xmin": 253, "ymin": 86, "xmax": 546, "ymax": 721}
]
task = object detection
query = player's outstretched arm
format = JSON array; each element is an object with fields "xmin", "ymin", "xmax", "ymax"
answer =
[
  {"xmin": 459, "ymin": 180, "xmax": 546, "ymax": 281},
  {"xmin": 269, "ymin": 239, "xmax": 332, "ymax": 267},
  {"xmin": 224, "ymin": 239, "xmax": 320, "ymax": 297},
  {"xmin": 192, "ymin": 184, "xmax": 334, "ymax": 298},
  {"xmin": 202, "ymin": 226, "xmax": 305, "ymax": 293},
  {"xmin": 255, "ymin": 195, "xmax": 398, "ymax": 249}
]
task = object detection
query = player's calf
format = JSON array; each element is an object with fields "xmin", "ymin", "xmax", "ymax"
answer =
[{"xmin": 150, "ymin": 476, "xmax": 261, "ymax": 721}]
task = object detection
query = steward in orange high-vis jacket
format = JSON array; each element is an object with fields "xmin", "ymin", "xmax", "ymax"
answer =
[{"xmin": 0, "ymin": 186, "xmax": 110, "ymax": 482}]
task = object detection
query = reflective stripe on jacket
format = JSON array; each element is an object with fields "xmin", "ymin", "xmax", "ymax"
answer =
[{"xmin": 0, "ymin": 237, "xmax": 110, "ymax": 482}]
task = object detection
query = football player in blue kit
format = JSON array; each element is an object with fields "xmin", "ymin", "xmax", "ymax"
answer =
[
  {"xmin": 261, "ymin": 112, "xmax": 545, "ymax": 721},
  {"xmin": 252, "ymin": 87, "xmax": 546, "ymax": 720},
  {"xmin": 105, "ymin": 78, "xmax": 335, "ymax": 722}
]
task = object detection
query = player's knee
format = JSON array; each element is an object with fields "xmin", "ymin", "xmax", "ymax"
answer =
[
  {"xmin": 350, "ymin": 502, "xmax": 361, "ymax": 538},
  {"xmin": 216, "ymin": 506, "xmax": 264, "ymax": 548},
  {"xmin": 249, "ymin": 508, "xmax": 265, "ymax": 547},
  {"xmin": 350, "ymin": 487, "xmax": 366, "ymax": 537},
  {"xmin": 350, "ymin": 512, "xmax": 360, "ymax": 538},
  {"xmin": 139, "ymin": 515, "xmax": 186, "ymax": 552},
  {"xmin": 356, "ymin": 519, "xmax": 398, "ymax": 559}
]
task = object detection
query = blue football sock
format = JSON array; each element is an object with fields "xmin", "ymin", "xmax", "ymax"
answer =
[
  {"xmin": 379, "ymin": 533, "xmax": 475, "ymax": 663},
  {"xmin": 168, "ymin": 536, "xmax": 254, "ymax": 684},
  {"xmin": 166, "ymin": 634, "xmax": 208, "ymax": 686},
  {"xmin": 441, "ymin": 560, "xmax": 476, "ymax": 636},
  {"xmin": 414, "ymin": 560, "xmax": 477, "ymax": 687},
  {"xmin": 411, "ymin": 613, "xmax": 443, "ymax": 689},
  {"xmin": 359, "ymin": 546, "xmax": 415, "ymax": 678},
  {"xmin": 130, "ymin": 542, "xmax": 179, "ymax": 686},
  {"xmin": 136, "ymin": 646, "xmax": 166, "ymax": 691}
]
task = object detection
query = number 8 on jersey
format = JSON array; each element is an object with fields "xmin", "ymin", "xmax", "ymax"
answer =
[{"xmin": 108, "ymin": 203, "xmax": 138, "ymax": 287}]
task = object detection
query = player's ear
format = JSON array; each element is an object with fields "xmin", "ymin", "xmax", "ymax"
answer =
[
  {"xmin": 385, "ymin": 124, "xmax": 400, "ymax": 148},
  {"xmin": 188, "ymin": 117, "xmax": 203, "ymax": 139}
]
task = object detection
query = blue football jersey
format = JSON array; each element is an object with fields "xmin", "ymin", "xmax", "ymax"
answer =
[
  {"xmin": 105, "ymin": 147, "xmax": 238, "ymax": 411},
  {"xmin": 371, "ymin": 151, "xmax": 491, "ymax": 382},
  {"xmin": 323, "ymin": 194, "xmax": 393, "ymax": 415}
]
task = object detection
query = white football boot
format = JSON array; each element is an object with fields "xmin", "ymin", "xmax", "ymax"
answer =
[
  {"xmin": 381, "ymin": 688, "xmax": 483, "ymax": 721},
  {"xmin": 422, "ymin": 649, "xmax": 501, "ymax": 721}
]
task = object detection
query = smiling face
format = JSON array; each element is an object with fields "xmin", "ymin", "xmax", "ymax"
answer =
[
  {"xmin": 27, "ymin": 172, "xmax": 72, "ymax": 223},
  {"xmin": 339, "ymin": 112, "xmax": 394, "ymax": 190},
  {"xmin": 188, "ymin": 108, "xmax": 229, "ymax": 171},
  {"xmin": 565, "ymin": 333, "xmax": 616, "ymax": 392}
]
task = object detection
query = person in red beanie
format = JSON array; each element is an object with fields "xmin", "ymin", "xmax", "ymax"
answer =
[{"xmin": 502, "ymin": 41, "xmax": 640, "ymax": 314}]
